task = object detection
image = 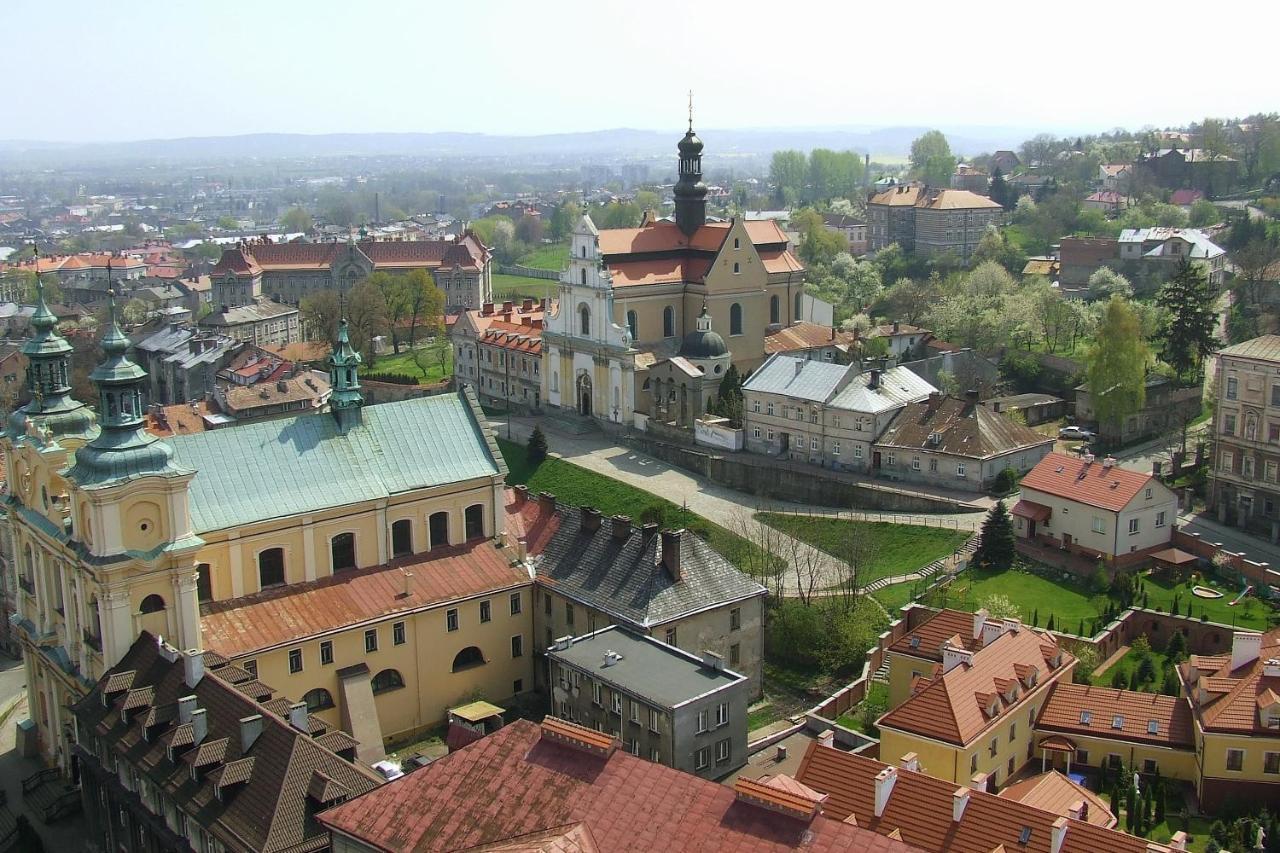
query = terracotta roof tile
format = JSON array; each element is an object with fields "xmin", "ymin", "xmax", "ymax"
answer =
[
  {"xmin": 1036, "ymin": 682, "xmax": 1194, "ymax": 748},
  {"xmin": 889, "ymin": 609, "xmax": 981, "ymax": 662},
  {"xmin": 998, "ymin": 771, "xmax": 1115, "ymax": 828},
  {"xmin": 1183, "ymin": 629, "xmax": 1280, "ymax": 734},
  {"xmin": 1019, "ymin": 453, "xmax": 1159, "ymax": 513},
  {"xmin": 764, "ymin": 322, "xmax": 856, "ymax": 355}
]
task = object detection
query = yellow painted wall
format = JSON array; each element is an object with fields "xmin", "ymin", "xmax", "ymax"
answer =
[
  {"xmin": 1052, "ymin": 732, "xmax": 1198, "ymax": 781},
  {"xmin": 1198, "ymin": 729, "xmax": 1280, "ymax": 779},
  {"xmin": 886, "ymin": 651, "xmax": 937, "ymax": 709}
]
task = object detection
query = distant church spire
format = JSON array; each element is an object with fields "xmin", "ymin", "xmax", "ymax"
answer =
[{"xmin": 674, "ymin": 96, "xmax": 708, "ymax": 237}]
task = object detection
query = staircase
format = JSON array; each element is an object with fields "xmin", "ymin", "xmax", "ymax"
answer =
[
  {"xmin": 21, "ymin": 769, "xmax": 80, "ymax": 823},
  {"xmin": 871, "ymin": 660, "xmax": 891, "ymax": 684},
  {"xmin": 542, "ymin": 408, "xmax": 599, "ymax": 436}
]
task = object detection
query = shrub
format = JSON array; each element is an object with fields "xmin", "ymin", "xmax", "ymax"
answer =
[
  {"xmin": 992, "ymin": 466, "xmax": 1020, "ymax": 494},
  {"xmin": 526, "ymin": 426, "xmax": 548, "ymax": 467}
]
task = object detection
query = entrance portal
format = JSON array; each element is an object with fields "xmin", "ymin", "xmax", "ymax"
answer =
[{"xmin": 576, "ymin": 373, "xmax": 593, "ymax": 417}]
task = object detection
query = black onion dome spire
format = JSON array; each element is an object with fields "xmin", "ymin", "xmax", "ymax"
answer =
[{"xmin": 674, "ymin": 91, "xmax": 708, "ymax": 237}]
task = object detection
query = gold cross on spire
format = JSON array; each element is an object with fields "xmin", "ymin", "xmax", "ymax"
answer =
[{"xmin": 687, "ymin": 90, "xmax": 693, "ymax": 131}]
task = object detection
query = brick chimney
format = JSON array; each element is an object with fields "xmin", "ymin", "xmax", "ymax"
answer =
[
  {"xmin": 610, "ymin": 515, "xmax": 632, "ymax": 540},
  {"xmin": 538, "ymin": 491, "xmax": 557, "ymax": 514},
  {"xmin": 661, "ymin": 529, "xmax": 684, "ymax": 581},
  {"xmin": 869, "ymin": 369, "xmax": 880, "ymax": 389},
  {"xmin": 582, "ymin": 506, "xmax": 602, "ymax": 533}
]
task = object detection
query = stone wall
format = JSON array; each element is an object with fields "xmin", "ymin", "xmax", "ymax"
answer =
[
  {"xmin": 362, "ymin": 377, "xmax": 452, "ymax": 405},
  {"xmin": 1173, "ymin": 527, "xmax": 1279, "ymax": 592}
]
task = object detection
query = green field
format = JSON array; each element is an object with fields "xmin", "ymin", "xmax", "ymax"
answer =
[
  {"xmin": 515, "ymin": 243, "xmax": 569, "ymax": 270},
  {"xmin": 492, "ymin": 273, "xmax": 558, "ymax": 301},
  {"xmin": 834, "ymin": 681, "xmax": 888, "ymax": 735},
  {"xmin": 497, "ymin": 438, "xmax": 775, "ymax": 575},
  {"xmin": 924, "ymin": 567, "xmax": 1103, "ymax": 627},
  {"xmin": 368, "ymin": 344, "xmax": 453, "ymax": 383},
  {"xmin": 871, "ymin": 579, "xmax": 925, "ymax": 614},
  {"xmin": 1140, "ymin": 572, "xmax": 1272, "ymax": 630},
  {"xmin": 756, "ymin": 512, "xmax": 971, "ymax": 586}
]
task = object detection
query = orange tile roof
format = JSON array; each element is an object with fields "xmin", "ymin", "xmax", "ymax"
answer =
[
  {"xmin": 888, "ymin": 609, "xmax": 982, "ymax": 662},
  {"xmin": 878, "ymin": 626, "xmax": 1070, "ymax": 746},
  {"xmin": 145, "ymin": 402, "xmax": 211, "ymax": 438},
  {"xmin": 1182, "ymin": 628, "xmax": 1280, "ymax": 734},
  {"xmin": 480, "ymin": 321, "xmax": 543, "ymax": 355},
  {"xmin": 200, "ymin": 540, "xmax": 528, "ymax": 656},
  {"xmin": 607, "ymin": 257, "xmax": 710, "ymax": 287},
  {"xmin": 998, "ymin": 772, "xmax": 1116, "ymax": 828},
  {"xmin": 1019, "ymin": 452, "xmax": 1158, "ymax": 513},
  {"xmin": 503, "ymin": 488, "xmax": 563, "ymax": 556},
  {"xmin": 764, "ymin": 322, "xmax": 856, "ymax": 355},
  {"xmin": 318, "ymin": 719, "xmax": 917, "ymax": 853},
  {"xmin": 1036, "ymin": 682, "xmax": 1194, "ymax": 747},
  {"xmin": 795, "ymin": 743, "xmax": 1168, "ymax": 853},
  {"xmin": 597, "ymin": 219, "xmax": 789, "ymax": 257},
  {"xmin": 758, "ymin": 247, "xmax": 806, "ymax": 274}
]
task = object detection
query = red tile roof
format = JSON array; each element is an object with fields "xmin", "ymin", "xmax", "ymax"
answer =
[
  {"xmin": 998, "ymin": 771, "xmax": 1115, "ymax": 827},
  {"xmin": 888, "ymin": 609, "xmax": 981, "ymax": 662},
  {"xmin": 479, "ymin": 321, "xmax": 543, "ymax": 355},
  {"xmin": 317, "ymin": 719, "xmax": 918, "ymax": 852},
  {"xmin": 607, "ymin": 257, "xmax": 712, "ymax": 286},
  {"xmin": 1036, "ymin": 682, "xmax": 1194, "ymax": 748},
  {"xmin": 764, "ymin": 322, "xmax": 856, "ymax": 355},
  {"xmin": 1182, "ymin": 628, "xmax": 1280, "ymax": 734},
  {"xmin": 503, "ymin": 488, "xmax": 563, "ymax": 556},
  {"xmin": 597, "ymin": 220, "xmax": 789, "ymax": 257},
  {"xmin": 200, "ymin": 540, "xmax": 528, "ymax": 656},
  {"xmin": 1019, "ymin": 453, "xmax": 1158, "ymax": 513},
  {"xmin": 795, "ymin": 743, "xmax": 1164, "ymax": 853},
  {"xmin": 210, "ymin": 246, "xmax": 262, "ymax": 277}
]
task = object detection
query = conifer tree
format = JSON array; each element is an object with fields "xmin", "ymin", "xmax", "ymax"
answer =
[
  {"xmin": 526, "ymin": 425, "xmax": 548, "ymax": 467},
  {"xmin": 972, "ymin": 500, "xmax": 1016, "ymax": 571},
  {"xmin": 1156, "ymin": 258, "xmax": 1219, "ymax": 382}
]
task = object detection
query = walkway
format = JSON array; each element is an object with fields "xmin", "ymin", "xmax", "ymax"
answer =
[
  {"xmin": 0, "ymin": 695, "xmax": 88, "ymax": 851},
  {"xmin": 1177, "ymin": 510, "xmax": 1280, "ymax": 567}
]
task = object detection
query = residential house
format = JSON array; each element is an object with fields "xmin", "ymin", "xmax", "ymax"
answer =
[
  {"xmin": 1082, "ymin": 191, "xmax": 1125, "ymax": 215},
  {"xmin": 508, "ymin": 491, "xmax": 766, "ymax": 697},
  {"xmin": 1022, "ymin": 256, "xmax": 1059, "ymax": 281},
  {"xmin": 868, "ymin": 322, "xmax": 930, "ymax": 360},
  {"xmin": 316, "ymin": 717, "xmax": 918, "ymax": 853},
  {"xmin": 1057, "ymin": 237, "xmax": 1118, "ymax": 299},
  {"xmin": 475, "ymin": 316, "xmax": 543, "ymax": 413},
  {"xmin": 1013, "ymin": 452, "xmax": 1178, "ymax": 569},
  {"xmin": 1136, "ymin": 149, "xmax": 1238, "ymax": 196},
  {"xmin": 867, "ymin": 185, "xmax": 1002, "ymax": 258},
  {"xmin": 134, "ymin": 324, "xmax": 242, "ymax": 405},
  {"xmin": 872, "ymin": 392, "xmax": 1054, "ymax": 492},
  {"xmin": 983, "ymin": 393, "xmax": 1066, "ymax": 426},
  {"xmin": 1118, "ymin": 227, "xmax": 1226, "ymax": 286},
  {"xmin": 197, "ymin": 299, "xmax": 300, "ymax": 347},
  {"xmin": 822, "ymin": 213, "xmax": 869, "ymax": 256},
  {"xmin": 1211, "ymin": 335, "xmax": 1280, "ymax": 533},
  {"xmin": 1074, "ymin": 374, "xmax": 1202, "ymax": 444},
  {"xmin": 742, "ymin": 354, "xmax": 937, "ymax": 472},
  {"xmin": 212, "ymin": 373, "xmax": 330, "ymax": 424},
  {"xmin": 763, "ymin": 322, "xmax": 857, "ymax": 363},
  {"xmin": 1099, "ymin": 163, "xmax": 1132, "ymax": 192},
  {"xmin": 950, "ymin": 163, "xmax": 990, "ymax": 194},
  {"xmin": 547, "ymin": 625, "xmax": 749, "ymax": 778},
  {"xmin": 882, "ymin": 608, "xmax": 987, "ymax": 708},
  {"xmin": 73, "ymin": 633, "xmax": 382, "ymax": 853},
  {"xmin": 451, "ymin": 299, "xmax": 548, "ymax": 392},
  {"xmin": 991, "ymin": 150, "xmax": 1021, "ymax": 174},
  {"xmin": 876, "ymin": 619, "xmax": 1075, "ymax": 788},
  {"xmin": 0, "ymin": 344, "xmax": 28, "ymax": 411}
]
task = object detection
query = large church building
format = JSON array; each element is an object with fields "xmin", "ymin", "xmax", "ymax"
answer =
[{"xmin": 543, "ymin": 123, "xmax": 807, "ymax": 426}]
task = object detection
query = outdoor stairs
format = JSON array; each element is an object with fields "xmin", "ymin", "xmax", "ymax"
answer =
[
  {"xmin": 541, "ymin": 408, "xmax": 599, "ymax": 436},
  {"xmin": 871, "ymin": 660, "xmax": 891, "ymax": 684},
  {"xmin": 21, "ymin": 769, "xmax": 80, "ymax": 824}
]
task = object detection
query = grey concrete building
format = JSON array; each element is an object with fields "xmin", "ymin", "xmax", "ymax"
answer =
[
  {"xmin": 198, "ymin": 299, "xmax": 300, "ymax": 347},
  {"xmin": 547, "ymin": 625, "xmax": 749, "ymax": 779},
  {"xmin": 134, "ymin": 323, "xmax": 242, "ymax": 405}
]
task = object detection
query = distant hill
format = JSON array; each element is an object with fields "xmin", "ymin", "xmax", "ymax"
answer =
[{"xmin": 0, "ymin": 125, "xmax": 1049, "ymax": 166}]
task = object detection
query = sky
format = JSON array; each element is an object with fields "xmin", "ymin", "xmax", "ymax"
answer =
[{"xmin": 4, "ymin": 0, "xmax": 1277, "ymax": 143}]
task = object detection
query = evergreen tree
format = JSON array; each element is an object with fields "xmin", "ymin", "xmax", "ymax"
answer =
[
  {"xmin": 715, "ymin": 364, "xmax": 745, "ymax": 428},
  {"xmin": 1162, "ymin": 668, "xmax": 1181, "ymax": 696},
  {"xmin": 972, "ymin": 500, "xmax": 1016, "ymax": 571},
  {"xmin": 1154, "ymin": 780, "xmax": 1166, "ymax": 823},
  {"xmin": 1156, "ymin": 258, "xmax": 1219, "ymax": 381},
  {"xmin": 1166, "ymin": 629, "xmax": 1188, "ymax": 662},
  {"xmin": 526, "ymin": 426, "xmax": 548, "ymax": 467},
  {"xmin": 1112, "ymin": 668, "xmax": 1129, "ymax": 688},
  {"xmin": 1128, "ymin": 668, "xmax": 1141, "ymax": 691},
  {"xmin": 1078, "ymin": 618, "xmax": 1085, "ymax": 636},
  {"xmin": 1045, "ymin": 614, "xmax": 1055, "ymax": 631},
  {"xmin": 1126, "ymin": 786, "xmax": 1138, "ymax": 833},
  {"xmin": 1032, "ymin": 608, "xmax": 1039, "ymax": 626}
]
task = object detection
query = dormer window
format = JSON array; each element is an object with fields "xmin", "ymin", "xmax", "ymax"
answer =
[
  {"xmin": 1080, "ymin": 710, "xmax": 1092, "ymax": 725},
  {"xmin": 1147, "ymin": 720, "xmax": 1160, "ymax": 735},
  {"xmin": 1112, "ymin": 715, "xmax": 1125, "ymax": 730}
]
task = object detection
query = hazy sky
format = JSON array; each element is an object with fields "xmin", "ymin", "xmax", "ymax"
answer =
[{"xmin": 5, "ymin": 0, "xmax": 1276, "ymax": 143}]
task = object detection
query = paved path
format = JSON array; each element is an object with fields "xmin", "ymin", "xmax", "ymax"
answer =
[
  {"xmin": 1178, "ymin": 510, "xmax": 1280, "ymax": 566},
  {"xmin": 496, "ymin": 416, "xmax": 988, "ymax": 594}
]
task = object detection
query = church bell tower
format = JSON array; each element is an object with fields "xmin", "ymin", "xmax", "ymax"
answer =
[{"xmin": 673, "ymin": 94, "xmax": 708, "ymax": 237}]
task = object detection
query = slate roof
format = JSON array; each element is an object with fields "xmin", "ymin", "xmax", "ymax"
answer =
[
  {"xmin": 317, "ymin": 718, "xmax": 917, "ymax": 853},
  {"xmin": 73, "ymin": 633, "xmax": 382, "ymax": 853},
  {"xmin": 520, "ymin": 497, "xmax": 764, "ymax": 629},
  {"xmin": 876, "ymin": 397, "xmax": 1053, "ymax": 461},
  {"xmin": 167, "ymin": 388, "xmax": 504, "ymax": 534},
  {"xmin": 1019, "ymin": 452, "xmax": 1159, "ymax": 513},
  {"xmin": 795, "ymin": 743, "xmax": 1166, "ymax": 853},
  {"xmin": 550, "ymin": 626, "xmax": 745, "ymax": 708}
]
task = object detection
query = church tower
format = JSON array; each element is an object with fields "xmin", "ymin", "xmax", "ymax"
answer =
[
  {"xmin": 674, "ymin": 100, "xmax": 708, "ymax": 237},
  {"xmin": 328, "ymin": 317, "xmax": 364, "ymax": 431}
]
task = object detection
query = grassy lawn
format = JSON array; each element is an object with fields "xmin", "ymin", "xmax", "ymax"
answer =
[
  {"xmin": 834, "ymin": 681, "xmax": 888, "ymax": 735},
  {"xmin": 368, "ymin": 345, "xmax": 452, "ymax": 383},
  {"xmin": 1140, "ymin": 571, "xmax": 1273, "ymax": 630},
  {"xmin": 756, "ymin": 513, "xmax": 971, "ymax": 586},
  {"xmin": 872, "ymin": 579, "xmax": 925, "ymax": 614},
  {"xmin": 492, "ymin": 273, "xmax": 558, "ymax": 301},
  {"xmin": 497, "ymin": 437, "xmax": 773, "ymax": 575},
  {"xmin": 515, "ymin": 243, "xmax": 569, "ymax": 270},
  {"xmin": 1094, "ymin": 643, "xmax": 1174, "ymax": 691},
  {"xmin": 924, "ymin": 567, "xmax": 1104, "ymax": 629}
]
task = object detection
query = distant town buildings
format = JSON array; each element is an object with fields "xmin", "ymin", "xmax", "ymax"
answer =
[
  {"xmin": 1212, "ymin": 335, "xmax": 1280, "ymax": 535},
  {"xmin": 867, "ymin": 185, "xmax": 1002, "ymax": 258}
]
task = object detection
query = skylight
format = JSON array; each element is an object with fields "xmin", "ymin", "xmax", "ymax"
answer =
[
  {"xmin": 1112, "ymin": 715, "xmax": 1125, "ymax": 730},
  {"xmin": 1019, "ymin": 826, "xmax": 1032, "ymax": 844},
  {"xmin": 1147, "ymin": 720, "xmax": 1159, "ymax": 735},
  {"xmin": 1079, "ymin": 710, "xmax": 1092, "ymax": 725}
]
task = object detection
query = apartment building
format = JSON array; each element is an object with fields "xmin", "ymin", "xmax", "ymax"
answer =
[
  {"xmin": 742, "ymin": 354, "xmax": 936, "ymax": 471},
  {"xmin": 1211, "ymin": 335, "xmax": 1280, "ymax": 534},
  {"xmin": 475, "ymin": 317, "xmax": 543, "ymax": 412},
  {"xmin": 451, "ymin": 298, "xmax": 548, "ymax": 391},
  {"xmin": 547, "ymin": 626, "xmax": 749, "ymax": 778},
  {"xmin": 197, "ymin": 299, "xmax": 300, "ymax": 347},
  {"xmin": 1118, "ymin": 227, "xmax": 1226, "ymax": 287},
  {"xmin": 867, "ymin": 185, "xmax": 1001, "ymax": 258}
]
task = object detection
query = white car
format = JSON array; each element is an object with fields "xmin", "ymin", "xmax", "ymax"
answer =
[
  {"xmin": 1058, "ymin": 426, "xmax": 1094, "ymax": 441},
  {"xmin": 371, "ymin": 760, "xmax": 404, "ymax": 781}
]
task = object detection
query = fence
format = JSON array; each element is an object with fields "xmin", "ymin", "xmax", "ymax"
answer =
[
  {"xmin": 498, "ymin": 264, "xmax": 560, "ymax": 281},
  {"xmin": 1173, "ymin": 528, "xmax": 1280, "ymax": 592}
]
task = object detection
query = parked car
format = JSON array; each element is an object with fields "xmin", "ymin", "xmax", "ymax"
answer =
[{"xmin": 1058, "ymin": 426, "xmax": 1094, "ymax": 440}]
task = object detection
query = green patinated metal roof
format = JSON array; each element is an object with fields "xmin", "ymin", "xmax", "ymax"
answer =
[{"xmin": 167, "ymin": 390, "xmax": 504, "ymax": 535}]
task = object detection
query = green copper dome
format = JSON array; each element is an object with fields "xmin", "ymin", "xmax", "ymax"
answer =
[{"xmin": 328, "ymin": 318, "xmax": 363, "ymax": 411}]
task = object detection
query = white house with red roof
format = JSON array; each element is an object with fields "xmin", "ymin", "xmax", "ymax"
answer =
[{"xmin": 1013, "ymin": 452, "xmax": 1177, "ymax": 568}]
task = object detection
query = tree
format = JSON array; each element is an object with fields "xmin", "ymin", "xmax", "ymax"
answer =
[
  {"xmin": 548, "ymin": 200, "xmax": 582, "ymax": 241},
  {"xmin": 1085, "ymin": 296, "xmax": 1150, "ymax": 439},
  {"xmin": 347, "ymin": 280, "xmax": 391, "ymax": 363},
  {"xmin": 793, "ymin": 208, "xmax": 847, "ymax": 265},
  {"xmin": 909, "ymin": 131, "xmax": 955, "ymax": 185},
  {"xmin": 972, "ymin": 500, "xmax": 1015, "ymax": 571},
  {"xmin": 122, "ymin": 298, "xmax": 149, "ymax": 326},
  {"xmin": 989, "ymin": 167, "xmax": 1016, "ymax": 210},
  {"xmin": 884, "ymin": 274, "xmax": 941, "ymax": 326},
  {"xmin": 1155, "ymin": 259, "xmax": 1218, "ymax": 381},
  {"xmin": 527, "ymin": 426, "xmax": 548, "ymax": 467},
  {"xmin": 281, "ymin": 206, "xmax": 313, "ymax": 233},
  {"xmin": 1088, "ymin": 267, "xmax": 1133, "ymax": 301},
  {"xmin": 216, "ymin": 215, "xmax": 240, "ymax": 230},
  {"xmin": 1188, "ymin": 199, "xmax": 1219, "ymax": 228},
  {"xmin": 369, "ymin": 272, "xmax": 410, "ymax": 353},
  {"xmin": 980, "ymin": 593, "xmax": 1021, "ymax": 620},
  {"xmin": 300, "ymin": 290, "xmax": 341, "ymax": 344},
  {"xmin": 403, "ymin": 268, "xmax": 444, "ymax": 349},
  {"xmin": 770, "ymin": 150, "xmax": 808, "ymax": 204},
  {"xmin": 1165, "ymin": 629, "xmax": 1188, "ymax": 662},
  {"xmin": 714, "ymin": 364, "xmax": 745, "ymax": 428}
]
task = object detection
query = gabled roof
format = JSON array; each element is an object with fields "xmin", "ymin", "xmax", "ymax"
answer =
[
  {"xmin": 167, "ymin": 388, "xmax": 504, "ymax": 534},
  {"xmin": 875, "ymin": 397, "xmax": 1053, "ymax": 461},
  {"xmin": 1035, "ymin": 682, "xmax": 1194, "ymax": 748},
  {"xmin": 764, "ymin": 323, "xmax": 856, "ymax": 355},
  {"xmin": 795, "ymin": 744, "xmax": 1164, "ymax": 853},
  {"xmin": 743, "ymin": 353, "xmax": 848, "ymax": 402},
  {"xmin": 1182, "ymin": 628, "xmax": 1280, "ymax": 734},
  {"xmin": 317, "ymin": 719, "xmax": 917, "ymax": 852},
  {"xmin": 998, "ymin": 771, "xmax": 1115, "ymax": 828},
  {"xmin": 888, "ymin": 609, "xmax": 981, "ymax": 662},
  {"xmin": 73, "ymin": 633, "xmax": 381, "ymax": 853},
  {"xmin": 1019, "ymin": 452, "xmax": 1160, "ymax": 513}
]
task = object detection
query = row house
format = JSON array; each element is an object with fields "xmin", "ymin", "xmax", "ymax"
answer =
[
  {"xmin": 475, "ymin": 318, "xmax": 544, "ymax": 413},
  {"xmin": 451, "ymin": 299, "xmax": 548, "ymax": 398},
  {"xmin": 1212, "ymin": 335, "xmax": 1280, "ymax": 534}
]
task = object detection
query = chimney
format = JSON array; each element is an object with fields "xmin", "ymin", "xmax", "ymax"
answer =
[
  {"xmin": 183, "ymin": 649, "xmax": 205, "ymax": 688},
  {"xmin": 818, "ymin": 728, "xmax": 835, "ymax": 748},
  {"xmin": 972, "ymin": 608, "xmax": 988, "ymax": 640},
  {"xmin": 1230, "ymin": 631, "xmax": 1263, "ymax": 671},
  {"xmin": 190, "ymin": 708, "xmax": 208, "ymax": 747},
  {"xmin": 516, "ymin": 537, "xmax": 528, "ymax": 562},
  {"xmin": 868, "ymin": 369, "xmax": 880, "ymax": 389},
  {"xmin": 982, "ymin": 619, "xmax": 1005, "ymax": 647},
  {"xmin": 610, "ymin": 515, "xmax": 632, "ymax": 540},
  {"xmin": 795, "ymin": 359, "xmax": 804, "ymax": 377},
  {"xmin": 289, "ymin": 701, "xmax": 309, "ymax": 733},
  {"xmin": 873, "ymin": 767, "xmax": 897, "ymax": 817},
  {"xmin": 581, "ymin": 506, "xmax": 602, "ymax": 532},
  {"xmin": 538, "ymin": 491, "xmax": 557, "ymax": 514},
  {"xmin": 276, "ymin": 379, "xmax": 288, "ymax": 393},
  {"xmin": 702, "ymin": 650, "xmax": 723, "ymax": 671},
  {"xmin": 178, "ymin": 695, "xmax": 198, "ymax": 724},
  {"xmin": 1264, "ymin": 658, "xmax": 1280, "ymax": 677},
  {"xmin": 965, "ymin": 388, "xmax": 979, "ymax": 404},
  {"xmin": 942, "ymin": 643, "xmax": 973, "ymax": 673},
  {"xmin": 1167, "ymin": 831, "xmax": 1188, "ymax": 851},
  {"xmin": 970, "ymin": 772, "xmax": 988, "ymax": 791},
  {"xmin": 553, "ymin": 635, "xmax": 573, "ymax": 651},
  {"xmin": 892, "ymin": 321, "xmax": 900, "ymax": 334},
  {"xmin": 1050, "ymin": 817, "xmax": 1068, "ymax": 853},
  {"xmin": 239, "ymin": 714, "xmax": 263, "ymax": 753},
  {"xmin": 1067, "ymin": 800, "xmax": 1086, "ymax": 822},
  {"xmin": 1152, "ymin": 460, "xmax": 1162, "ymax": 477},
  {"xmin": 158, "ymin": 639, "xmax": 180, "ymax": 663},
  {"xmin": 952, "ymin": 787, "xmax": 970, "ymax": 821},
  {"xmin": 522, "ymin": 298, "xmax": 534, "ymax": 312},
  {"xmin": 776, "ymin": 744, "xmax": 789, "ymax": 762},
  {"xmin": 482, "ymin": 302, "xmax": 494, "ymax": 315},
  {"xmin": 898, "ymin": 752, "xmax": 919, "ymax": 772},
  {"xmin": 513, "ymin": 484, "xmax": 528, "ymax": 503},
  {"xmin": 661, "ymin": 529, "xmax": 684, "ymax": 581}
]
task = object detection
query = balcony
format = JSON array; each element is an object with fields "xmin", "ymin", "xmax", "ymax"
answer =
[{"xmin": 82, "ymin": 630, "xmax": 102, "ymax": 653}]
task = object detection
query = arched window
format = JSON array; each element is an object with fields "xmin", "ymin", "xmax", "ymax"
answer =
[
  {"xmin": 451, "ymin": 646, "xmax": 486, "ymax": 672},
  {"xmin": 580, "ymin": 268, "xmax": 587, "ymax": 285},
  {"xmin": 627, "ymin": 310, "xmax": 638, "ymax": 340},
  {"xmin": 303, "ymin": 688, "xmax": 334, "ymax": 711},
  {"xmin": 371, "ymin": 669, "xmax": 405, "ymax": 694},
  {"xmin": 464, "ymin": 504, "xmax": 485, "ymax": 540},
  {"xmin": 580, "ymin": 244, "xmax": 587, "ymax": 258},
  {"xmin": 730, "ymin": 303, "xmax": 743, "ymax": 336},
  {"xmin": 429, "ymin": 512, "xmax": 450, "ymax": 549},
  {"xmin": 579, "ymin": 304, "xmax": 591, "ymax": 336},
  {"xmin": 139, "ymin": 594, "xmax": 166, "ymax": 614},
  {"xmin": 663, "ymin": 305, "xmax": 675, "ymax": 338},
  {"xmin": 196, "ymin": 563, "xmax": 212, "ymax": 602},
  {"xmin": 795, "ymin": 291, "xmax": 803, "ymax": 321},
  {"xmin": 331, "ymin": 533, "xmax": 356, "ymax": 572},
  {"xmin": 391, "ymin": 519, "xmax": 412, "ymax": 558},
  {"xmin": 770, "ymin": 294, "xmax": 780, "ymax": 324},
  {"xmin": 259, "ymin": 548, "xmax": 285, "ymax": 588}
]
